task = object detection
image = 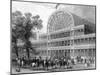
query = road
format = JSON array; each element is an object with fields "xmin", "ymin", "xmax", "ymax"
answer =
[{"xmin": 11, "ymin": 63, "xmax": 95, "ymax": 74}]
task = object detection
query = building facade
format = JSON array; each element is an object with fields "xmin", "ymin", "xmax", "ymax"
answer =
[{"xmin": 32, "ymin": 10, "xmax": 96, "ymax": 60}]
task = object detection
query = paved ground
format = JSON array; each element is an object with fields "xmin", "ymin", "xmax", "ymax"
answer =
[
  {"xmin": 11, "ymin": 63, "xmax": 95, "ymax": 74},
  {"xmin": 12, "ymin": 68, "xmax": 47, "ymax": 74}
]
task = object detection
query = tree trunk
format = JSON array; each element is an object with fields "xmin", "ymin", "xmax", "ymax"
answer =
[
  {"xmin": 15, "ymin": 45, "xmax": 18, "ymax": 57},
  {"xmin": 13, "ymin": 39, "xmax": 19, "ymax": 58},
  {"xmin": 26, "ymin": 47, "xmax": 30, "ymax": 59}
]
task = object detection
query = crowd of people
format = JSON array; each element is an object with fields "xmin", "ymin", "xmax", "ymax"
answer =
[{"xmin": 14, "ymin": 55, "xmax": 95, "ymax": 72}]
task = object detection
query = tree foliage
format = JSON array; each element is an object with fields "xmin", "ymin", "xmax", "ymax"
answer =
[{"xmin": 12, "ymin": 11, "xmax": 43, "ymax": 59}]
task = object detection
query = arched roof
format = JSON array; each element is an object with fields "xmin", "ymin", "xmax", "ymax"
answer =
[
  {"xmin": 47, "ymin": 10, "xmax": 74, "ymax": 32},
  {"xmin": 47, "ymin": 10, "xmax": 95, "ymax": 32}
]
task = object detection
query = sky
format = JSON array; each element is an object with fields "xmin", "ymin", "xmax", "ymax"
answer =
[{"xmin": 12, "ymin": 1, "xmax": 95, "ymax": 33}]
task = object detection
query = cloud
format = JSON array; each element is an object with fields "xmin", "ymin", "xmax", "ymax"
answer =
[
  {"xmin": 12, "ymin": 1, "xmax": 96, "ymax": 34},
  {"xmin": 58, "ymin": 4, "xmax": 95, "ymax": 24}
]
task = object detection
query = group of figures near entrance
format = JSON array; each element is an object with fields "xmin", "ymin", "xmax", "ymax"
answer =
[{"xmin": 15, "ymin": 55, "xmax": 95, "ymax": 72}]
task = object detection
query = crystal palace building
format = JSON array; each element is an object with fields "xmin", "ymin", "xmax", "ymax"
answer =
[{"xmin": 31, "ymin": 10, "xmax": 96, "ymax": 60}]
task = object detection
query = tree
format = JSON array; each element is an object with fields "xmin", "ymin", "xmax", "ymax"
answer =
[{"xmin": 12, "ymin": 11, "xmax": 43, "ymax": 59}]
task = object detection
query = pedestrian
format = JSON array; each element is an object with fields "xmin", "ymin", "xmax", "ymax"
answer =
[{"xmin": 16, "ymin": 57, "xmax": 21, "ymax": 72}]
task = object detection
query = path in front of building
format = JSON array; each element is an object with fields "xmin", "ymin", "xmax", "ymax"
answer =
[
  {"xmin": 11, "ymin": 67, "xmax": 47, "ymax": 74},
  {"xmin": 11, "ymin": 63, "xmax": 95, "ymax": 74},
  {"xmin": 47, "ymin": 63, "xmax": 95, "ymax": 72}
]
